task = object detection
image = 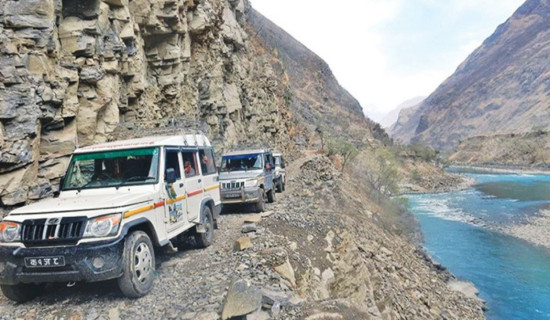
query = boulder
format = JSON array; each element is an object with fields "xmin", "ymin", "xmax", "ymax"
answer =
[
  {"xmin": 221, "ymin": 279, "xmax": 262, "ymax": 320},
  {"xmin": 234, "ymin": 236, "xmax": 252, "ymax": 251},
  {"xmin": 274, "ymin": 258, "xmax": 296, "ymax": 287}
]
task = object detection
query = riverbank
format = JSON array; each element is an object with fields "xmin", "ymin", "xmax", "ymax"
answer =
[
  {"xmin": 448, "ymin": 164, "xmax": 550, "ymax": 175},
  {"xmin": 501, "ymin": 209, "xmax": 550, "ymax": 249}
]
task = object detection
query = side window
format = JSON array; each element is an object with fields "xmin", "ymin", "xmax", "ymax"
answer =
[
  {"xmin": 199, "ymin": 148, "xmax": 217, "ymax": 175},
  {"xmin": 165, "ymin": 150, "xmax": 181, "ymax": 180},
  {"xmin": 182, "ymin": 151, "xmax": 198, "ymax": 177}
]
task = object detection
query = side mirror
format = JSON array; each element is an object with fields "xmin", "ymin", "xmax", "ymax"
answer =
[{"xmin": 165, "ymin": 168, "xmax": 177, "ymax": 183}]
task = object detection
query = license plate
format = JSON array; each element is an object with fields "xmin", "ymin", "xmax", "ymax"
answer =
[
  {"xmin": 224, "ymin": 193, "xmax": 241, "ymax": 199},
  {"xmin": 24, "ymin": 256, "xmax": 65, "ymax": 268}
]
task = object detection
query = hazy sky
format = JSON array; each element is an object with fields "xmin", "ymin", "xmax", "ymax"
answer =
[{"xmin": 250, "ymin": 0, "xmax": 525, "ymax": 122}]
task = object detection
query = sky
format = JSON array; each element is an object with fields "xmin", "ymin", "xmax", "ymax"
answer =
[{"xmin": 250, "ymin": 0, "xmax": 526, "ymax": 123}]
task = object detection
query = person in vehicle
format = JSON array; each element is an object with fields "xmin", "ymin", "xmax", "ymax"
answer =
[{"xmin": 184, "ymin": 161, "xmax": 195, "ymax": 176}]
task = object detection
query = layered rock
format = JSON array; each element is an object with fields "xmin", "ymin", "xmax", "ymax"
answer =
[
  {"xmin": 390, "ymin": 0, "xmax": 550, "ymax": 150},
  {"xmin": 0, "ymin": 0, "xmax": 293, "ymax": 209}
]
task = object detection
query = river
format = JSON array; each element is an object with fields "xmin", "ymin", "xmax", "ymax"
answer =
[{"xmin": 406, "ymin": 172, "xmax": 550, "ymax": 320}]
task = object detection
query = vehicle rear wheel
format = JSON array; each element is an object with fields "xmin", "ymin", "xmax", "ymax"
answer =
[
  {"xmin": 118, "ymin": 231, "xmax": 155, "ymax": 298},
  {"xmin": 195, "ymin": 206, "xmax": 214, "ymax": 248},
  {"xmin": 1, "ymin": 283, "xmax": 44, "ymax": 302},
  {"xmin": 255, "ymin": 189, "xmax": 266, "ymax": 213},
  {"xmin": 276, "ymin": 179, "xmax": 283, "ymax": 192},
  {"xmin": 267, "ymin": 188, "xmax": 276, "ymax": 203}
]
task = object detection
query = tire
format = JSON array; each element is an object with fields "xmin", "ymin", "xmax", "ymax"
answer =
[
  {"xmin": 195, "ymin": 206, "xmax": 214, "ymax": 248},
  {"xmin": 1, "ymin": 283, "xmax": 44, "ymax": 302},
  {"xmin": 267, "ymin": 188, "xmax": 276, "ymax": 203},
  {"xmin": 255, "ymin": 189, "xmax": 266, "ymax": 213},
  {"xmin": 276, "ymin": 179, "xmax": 283, "ymax": 193},
  {"xmin": 118, "ymin": 231, "xmax": 155, "ymax": 298}
]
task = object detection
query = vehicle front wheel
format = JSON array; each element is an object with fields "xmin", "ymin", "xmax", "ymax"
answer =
[
  {"xmin": 195, "ymin": 206, "xmax": 214, "ymax": 248},
  {"xmin": 1, "ymin": 283, "xmax": 44, "ymax": 302},
  {"xmin": 118, "ymin": 231, "xmax": 155, "ymax": 298}
]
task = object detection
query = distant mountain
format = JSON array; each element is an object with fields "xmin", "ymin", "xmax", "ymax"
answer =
[
  {"xmin": 390, "ymin": 0, "xmax": 550, "ymax": 150},
  {"xmin": 381, "ymin": 96, "xmax": 425, "ymax": 129}
]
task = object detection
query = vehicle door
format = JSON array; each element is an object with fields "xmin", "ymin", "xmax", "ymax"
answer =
[
  {"xmin": 264, "ymin": 152, "xmax": 275, "ymax": 190},
  {"xmin": 182, "ymin": 149, "xmax": 203, "ymax": 222},
  {"xmin": 199, "ymin": 148, "xmax": 220, "ymax": 204},
  {"xmin": 164, "ymin": 148, "xmax": 187, "ymax": 232}
]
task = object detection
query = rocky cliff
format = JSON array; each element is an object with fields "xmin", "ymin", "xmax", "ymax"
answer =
[
  {"xmin": 390, "ymin": 0, "xmax": 550, "ymax": 150},
  {"xmin": 0, "ymin": 0, "xmax": 293, "ymax": 209}
]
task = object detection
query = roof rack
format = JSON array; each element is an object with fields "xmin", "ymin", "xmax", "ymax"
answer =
[
  {"xmin": 109, "ymin": 117, "xmax": 208, "ymax": 141},
  {"xmin": 226, "ymin": 142, "xmax": 272, "ymax": 153}
]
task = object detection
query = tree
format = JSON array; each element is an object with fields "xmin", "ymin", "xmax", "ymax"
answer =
[
  {"xmin": 327, "ymin": 138, "xmax": 358, "ymax": 172},
  {"xmin": 363, "ymin": 148, "xmax": 400, "ymax": 202}
]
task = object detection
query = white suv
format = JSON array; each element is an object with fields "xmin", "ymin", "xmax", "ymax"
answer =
[{"xmin": 0, "ymin": 133, "xmax": 221, "ymax": 301}]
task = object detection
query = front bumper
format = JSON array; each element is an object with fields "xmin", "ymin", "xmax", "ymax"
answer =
[
  {"xmin": 220, "ymin": 187, "xmax": 260, "ymax": 204},
  {"xmin": 0, "ymin": 237, "xmax": 124, "ymax": 285}
]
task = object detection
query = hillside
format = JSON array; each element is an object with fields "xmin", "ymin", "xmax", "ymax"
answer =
[
  {"xmin": 390, "ymin": 0, "xmax": 550, "ymax": 150},
  {"xmin": 449, "ymin": 130, "xmax": 550, "ymax": 168}
]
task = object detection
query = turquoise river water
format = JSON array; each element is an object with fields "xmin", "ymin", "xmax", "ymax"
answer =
[{"xmin": 406, "ymin": 172, "xmax": 550, "ymax": 320}]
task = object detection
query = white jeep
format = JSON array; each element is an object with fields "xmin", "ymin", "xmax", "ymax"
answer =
[
  {"xmin": 219, "ymin": 149, "xmax": 276, "ymax": 212},
  {"xmin": 0, "ymin": 133, "xmax": 221, "ymax": 301}
]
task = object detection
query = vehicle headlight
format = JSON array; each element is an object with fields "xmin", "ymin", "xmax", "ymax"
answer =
[
  {"xmin": 0, "ymin": 221, "xmax": 21, "ymax": 243},
  {"xmin": 84, "ymin": 214, "xmax": 122, "ymax": 238},
  {"xmin": 244, "ymin": 179, "xmax": 259, "ymax": 187}
]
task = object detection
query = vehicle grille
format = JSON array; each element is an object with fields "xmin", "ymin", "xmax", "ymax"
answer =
[
  {"xmin": 21, "ymin": 217, "xmax": 86, "ymax": 246},
  {"xmin": 221, "ymin": 181, "xmax": 244, "ymax": 190}
]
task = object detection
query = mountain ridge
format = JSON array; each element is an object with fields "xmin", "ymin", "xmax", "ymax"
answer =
[{"xmin": 390, "ymin": 0, "xmax": 550, "ymax": 149}]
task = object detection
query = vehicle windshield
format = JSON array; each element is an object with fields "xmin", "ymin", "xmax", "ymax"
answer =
[
  {"xmin": 62, "ymin": 147, "xmax": 160, "ymax": 190},
  {"xmin": 221, "ymin": 153, "xmax": 263, "ymax": 171}
]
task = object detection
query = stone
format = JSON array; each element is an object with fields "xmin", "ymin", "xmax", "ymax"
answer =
[
  {"xmin": 447, "ymin": 280, "xmax": 480, "ymax": 300},
  {"xmin": 80, "ymin": 66, "xmax": 105, "ymax": 84},
  {"xmin": 221, "ymin": 279, "xmax": 262, "ymax": 320},
  {"xmin": 3, "ymin": 0, "xmax": 55, "ymax": 29},
  {"xmin": 196, "ymin": 312, "xmax": 218, "ymax": 320},
  {"xmin": 260, "ymin": 211, "xmax": 274, "ymax": 218},
  {"xmin": 273, "ymin": 258, "xmax": 296, "ymax": 287},
  {"xmin": 244, "ymin": 215, "xmax": 262, "ymax": 224},
  {"xmin": 241, "ymin": 223, "xmax": 257, "ymax": 233},
  {"xmin": 234, "ymin": 236, "xmax": 252, "ymax": 251},
  {"xmin": 27, "ymin": 180, "xmax": 53, "ymax": 200}
]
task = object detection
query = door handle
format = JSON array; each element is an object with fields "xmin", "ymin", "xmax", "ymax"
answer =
[{"xmin": 179, "ymin": 183, "xmax": 184, "ymax": 188}]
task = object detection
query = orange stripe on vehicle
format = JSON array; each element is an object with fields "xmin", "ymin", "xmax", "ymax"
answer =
[
  {"xmin": 188, "ymin": 189, "xmax": 203, "ymax": 197},
  {"xmin": 124, "ymin": 200, "xmax": 165, "ymax": 218},
  {"xmin": 204, "ymin": 184, "xmax": 220, "ymax": 192},
  {"xmin": 124, "ymin": 204, "xmax": 155, "ymax": 218},
  {"xmin": 166, "ymin": 195, "xmax": 186, "ymax": 204}
]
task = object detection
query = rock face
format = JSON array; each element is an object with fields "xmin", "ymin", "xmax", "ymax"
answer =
[
  {"xmin": 0, "ymin": 0, "xmax": 299, "ymax": 210},
  {"xmin": 390, "ymin": 0, "xmax": 550, "ymax": 150}
]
